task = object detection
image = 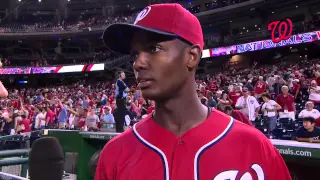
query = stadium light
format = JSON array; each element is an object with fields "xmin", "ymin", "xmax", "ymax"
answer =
[{"xmin": 38, "ymin": 0, "xmax": 41, "ymax": 2}]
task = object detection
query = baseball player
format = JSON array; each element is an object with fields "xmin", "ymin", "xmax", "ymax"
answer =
[{"xmin": 96, "ymin": 3, "xmax": 291, "ymax": 180}]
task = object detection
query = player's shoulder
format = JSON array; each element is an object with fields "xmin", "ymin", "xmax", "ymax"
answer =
[{"xmin": 212, "ymin": 109, "xmax": 271, "ymax": 145}]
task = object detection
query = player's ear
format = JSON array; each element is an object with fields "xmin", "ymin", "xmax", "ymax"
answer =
[{"xmin": 186, "ymin": 45, "xmax": 201, "ymax": 70}]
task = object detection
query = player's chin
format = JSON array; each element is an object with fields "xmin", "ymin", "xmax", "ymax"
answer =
[{"xmin": 140, "ymin": 88, "xmax": 162, "ymax": 100}]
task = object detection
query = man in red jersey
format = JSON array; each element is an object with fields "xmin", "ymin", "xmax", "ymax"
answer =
[
  {"xmin": 96, "ymin": 3, "xmax": 291, "ymax": 180},
  {"xmin": 254, "ymin": 76, "xmax": 267, "ymax": 98}
]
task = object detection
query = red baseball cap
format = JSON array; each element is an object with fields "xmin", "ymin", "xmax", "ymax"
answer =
[{"xmin": 102, "ymin": 3, "xmax": 203, "ymax": 54}]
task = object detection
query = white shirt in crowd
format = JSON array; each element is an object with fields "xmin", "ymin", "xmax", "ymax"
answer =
[
  {"xmin": 35, "ymin": 112, "xmax": 46, "ymax": 129},
  {"xmin": 298, "ymin": 109, "xmax": 320, "ymax": 119},
  {"xmin": 261, "ymin": 100, "xmax": 278, "ymax": 117},
  {"xmin": 309, "ymin": 86, "xmax": 320, "ymax": 101},
  {"xmin": 236, "ymin": 95, "xmax": 260, "ymax": 121},
  {"xmin": 86, "ymin": 114, "xmax": 100, "ymax": 128}
]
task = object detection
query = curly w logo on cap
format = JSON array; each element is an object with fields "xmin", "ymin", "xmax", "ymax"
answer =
[{"xmin": 134, "ymin": 6, "xmax": 151, "ymax": 25}]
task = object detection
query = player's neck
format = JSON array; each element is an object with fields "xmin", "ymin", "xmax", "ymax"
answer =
[{"xmin": 153, "ymin": 81, "xmax": 208, "ymax": 136}]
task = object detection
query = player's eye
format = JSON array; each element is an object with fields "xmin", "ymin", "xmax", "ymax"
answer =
[{"xmin": 148, "ymin": 45, "xmax": 162, "ymax": 53}]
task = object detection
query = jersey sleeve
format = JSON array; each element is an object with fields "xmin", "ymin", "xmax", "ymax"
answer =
[
  {"xmin": 262, "ymin": 138, "xmax": 292, "ymax": 180},
  {"xmin": 95, "ymin": 140, "xmax": 120, "ymax": 180},
  {"xmin": 268, "ymin": 148, "xmax": 292, "ymax": 180}
]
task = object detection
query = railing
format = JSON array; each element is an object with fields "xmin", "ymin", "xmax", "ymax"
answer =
[{"xmin": 0, "ymin": 149, "xmax": 29, "ymax": 179}]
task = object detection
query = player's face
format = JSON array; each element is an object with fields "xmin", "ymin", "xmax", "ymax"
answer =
[{"xmin": 131, "ymin": 31, "xmax": 192, "ymax": 100}]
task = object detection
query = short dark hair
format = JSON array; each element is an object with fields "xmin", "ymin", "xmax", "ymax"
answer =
[
  {"xmin": 224, "ymin": 105, "xmax": 233, "ymax": 112},
  {"xmin": 303, "ymin": 117, "xmax": 315, "ymax": 123},
  {"xmin": 118, "ymin": 71, "xmax": 125, "ymax": 78}
]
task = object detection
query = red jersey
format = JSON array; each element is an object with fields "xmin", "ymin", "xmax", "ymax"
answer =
[
  {"xmin": 254, "ymin": 81, "xmax": 266, "ymax": 95},
  {"xmin": 276, "ymin": 94, "xmax": 295, "ymax": 112},
  {"xmin": 228, "ymin": 91, "xmax": 242, "ymax": 106},
  {"xmin": 46, "ymin": 110, "xmax": 55, "ymax": 124},
  {"xmin": 95, "ymin": 109, "xmax": 290, "ymax": 180},
  {"xmin": 19, "ymin": 119, "xmax": 31, "ymax": 133},
  {"xmin": 292, "ymin": 84, "xmax": 300, "ymax": 96}
]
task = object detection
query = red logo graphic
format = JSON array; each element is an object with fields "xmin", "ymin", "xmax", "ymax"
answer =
[{"xmin": 268, "ymin": 18, "xmax": 293, "ymax": 43}]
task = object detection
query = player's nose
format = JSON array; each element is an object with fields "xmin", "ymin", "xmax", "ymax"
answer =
[{"xmin": 133, "ymin": 52, "xmax": 149, "ymax": 72}]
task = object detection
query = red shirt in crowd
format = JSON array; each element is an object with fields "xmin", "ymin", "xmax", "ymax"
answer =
[
  {"xmin": 228, "ymin": 91, "xmax": 242, "ymax": 106},
  {"xmin": 209, "ymin": 82, "xmax": 217, "ymax": 92},
  {"xmin": 254, "ymin": 81, "xmax": 266, "ymax": 95},
  {"xmin": 276, "ymin": 94, "xmax": 295, "ymax": 112},
  {"xmin": 95, "ymin": 109, "xmax": 290, "ymax": 180},
  {"xmin": 19, "ymin": 119, "xmax": 31, "ymax": 133},
  {"xmin": 46, "ymin": 109, "xmax": 55, "ymax": 124},
  {"xmin": 292, "ymin": 83, "xmax": 300, "ymax": 96},
  {"xmin": 147, "ymin": 106, "xmax": 155, "ymax": 114}
]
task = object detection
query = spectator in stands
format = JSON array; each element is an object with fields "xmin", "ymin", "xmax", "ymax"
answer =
[
  {"xmin": 254, "ymin": 76, "xmax": 267, "ymax": 98},
  {"xmin": 0, "ymin": 112, "xmax": 13, "ymax": 135},
  {"xmin": 206, "ymin": 91, "xmax": 217, "ymax": 108},
  {"xmin": 198, "ymin": 91, "xmax": 208, "ymax": 105},
  {"xmin": 235, "ymin": 87, "xmax": 260, "ymax": 124},
  {"xmin": 100, "ymin": 106, "xmax": 115, "ymax": 129},
  {"xmin": 86, "ymin": 108, "xmax": 100, "ymax": 131},
  {"xmin": 298, "ymin": 101, "xmax": 320, "ymax": 120},
  {"xmin": 0, "ymin": 61, "xmax": 8, "ymax": 98},
  {"xmin": 228, "ymin": 85, "xmax": 242, "ymax": 108},
  {"xmin": 57, "ymin": 100, "xmax": 68, "ymax": 128},
  {"xmin": 296, "ymin": 117, "xmax": 320, "ymax": 143},
  {"xmin": 292, "ymin": 79, "xmax": 301, "ymax": 102},
  {"xmin": 276, "ymin": 86, "xmax": 295, "ymax": 120},
  {"xmin": 308, "ymin": 80, "xmax": 320, "ymax": 104},
  {"xmin": 223, "ymin": 105, "xmax": 252, "ymax": 126},
  {"xmin": 217, "ymin": 92, "xmax": 232, "ymax": 110},
  {"xmin": 34, "ymin": 107, "xmax": 46, "ymax": 129},
  {"xmin": 16, "ymin": 114, "xmax": 31, "ymax": 134},
  {"xmin": 45, "ymin": 106, "xmax": 55, "ymax": 128},
  {"xmin": 261, "ymin": 94, "xmax": 282, "ymax": 132}
]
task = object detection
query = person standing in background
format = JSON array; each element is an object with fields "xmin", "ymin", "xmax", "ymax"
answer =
[
  {"xmin": 115, "ymin": 71, "xmax": 130, "ymax": 132},
  {"xmin": 0, "ymin": 60, "xmax": 8, "ymax": 98}
]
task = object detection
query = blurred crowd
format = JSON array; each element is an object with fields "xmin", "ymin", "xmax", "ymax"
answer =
[
  {"xmin": 1, "ymin": 57, "xmax": 320, "ymax": 137},
  {"xmin": 0, "ymin": 14, "xmax": 135, "ymax": 33}
]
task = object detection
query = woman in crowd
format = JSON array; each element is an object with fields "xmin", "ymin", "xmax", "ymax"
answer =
[
  {"xmin": 217, "ymin": 92, "xmax": 232, "ymax": 110},
  {"xmin": 298, "ymin": 101, "xmax": 320, "ymax": 120},
  {"xmin": 261, "ymin": 94, "xmax": 282, "ymax": 132},
  {"xmin": 308, "ymin": 80, "xmax": 320, "ymax": 105}
]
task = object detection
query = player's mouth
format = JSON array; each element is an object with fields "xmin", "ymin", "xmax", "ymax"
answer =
[{"xmin": 137, "ymin": 78, "xmax": 154, "ymax": 89}]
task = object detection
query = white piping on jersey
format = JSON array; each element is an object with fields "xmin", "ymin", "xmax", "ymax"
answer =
[
  {"xmin": 133, "ymin": 123, "xmax": 170, "ymax": 180},
  {"xmin": 194, "ymin": 117, "xmax": 234, "ymax": 180},
  {"xmin": 132, "ymin": 116, "xmax": 234, "ymax": 180}
]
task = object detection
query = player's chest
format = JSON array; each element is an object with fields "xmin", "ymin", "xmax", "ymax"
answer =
[{"xmin": 116, "ymin": 146, "xmax": 266, "ymax": 180}]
